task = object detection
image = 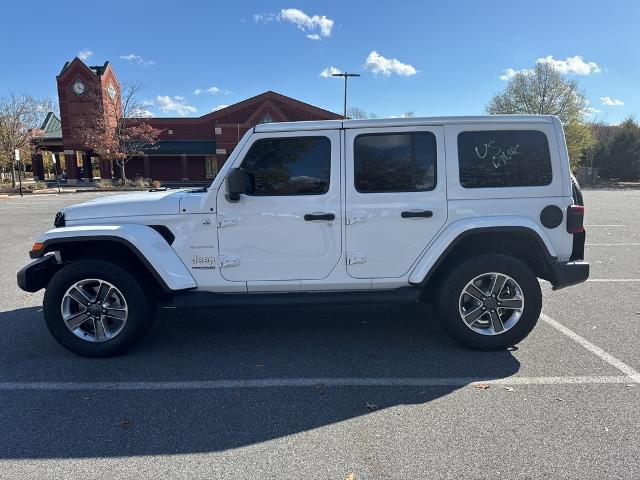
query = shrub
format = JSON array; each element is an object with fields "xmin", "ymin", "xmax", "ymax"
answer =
[{"xmin": 97, "ymin": 179, "xmax": 115, "ymax": 190}]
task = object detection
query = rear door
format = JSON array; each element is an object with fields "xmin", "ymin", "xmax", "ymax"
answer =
[{"xmin": 344, "ymin": 126, "xmax": 447, "ymax": 278}]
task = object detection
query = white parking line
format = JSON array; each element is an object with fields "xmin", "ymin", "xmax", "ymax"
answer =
[
  {"xmin": 540, "ymin": 313, "xmax": 640, "ymax": 383},
  {"xmin": 587, "ymin": 279, "xmax": 640, "ymax": 282},
  {"xmin": 0, "ymin": 375, "xmax": 632, "ymax": 391},
  {"xmin": 585, "ymin": 225, "xmax": 627, "ymax": 227},
  {"xmin": 586, "ymin": 243, "xmax": 640, "ymax": 246}
]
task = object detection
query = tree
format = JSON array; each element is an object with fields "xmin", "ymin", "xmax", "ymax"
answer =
[
  {"xmin": 0, "ymin": 93, "xmax": 52, "ymax": 187},
  {"xmin": 605, "ymin": 117, "xmax": 640, "ymax": 181},
  {"xmin": 485, "ymin": 62, "xmax": 594, "ymax": 170},
  {"xmin": 79, "ymin": 81, "xmax": 161, "ymax": 185},
  {"xmin": 347, "ymin": 107, "xmax": 377, "ymax": 120}
]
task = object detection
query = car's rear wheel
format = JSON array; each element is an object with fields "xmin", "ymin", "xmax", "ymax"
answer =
[
  {"xmin": 43, "ymin": 259, "xmax": 155, "ymax": 357},
  {"xmin": 436, "ymin": 254, "xmax": 542, "ymax": 350}
]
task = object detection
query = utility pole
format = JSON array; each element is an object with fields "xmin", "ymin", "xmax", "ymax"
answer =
[
  {"xmin": 332, "ymin": 72, "xmax": 361, "ymax": 117},
  {"xmin": 14, "ymin": 149, "xmax": 23, "ymax": 197},
  {"xmin": 51, "ymin": 153, "xmax": 62, "ymax": 194}
]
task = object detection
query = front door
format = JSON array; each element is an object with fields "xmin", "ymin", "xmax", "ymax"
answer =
[
  {"xmin": 345, "ymin": 126, "xmax": 447, "ymax": 278},
  {"xmin": 216, "ymin": 130, "xmax": 342, "ymax": 282}
]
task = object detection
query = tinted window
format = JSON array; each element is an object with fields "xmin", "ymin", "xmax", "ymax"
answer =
[
  {"xmin": 458, "ymin": 130, "xmax": 552, "ymax": 188},
  {"xmin": 241, "ymin": 136, "xmax": 331, "ymax": 195},
  {"xmin": 354, "ymin": 132, "xmax": 436, "ymax": 193}
]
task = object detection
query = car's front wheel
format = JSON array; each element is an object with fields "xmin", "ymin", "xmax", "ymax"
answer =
[
  {"xmin": 436, "ymin": 254, "xmax": 542, "ymax": 350},
  {"xmin": 43, "ymin": 259, "xmax": 155, "ymax": 357}
]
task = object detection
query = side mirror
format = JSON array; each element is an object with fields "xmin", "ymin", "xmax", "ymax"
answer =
[{"xmin": 225, "ymin": 167, "xmax": 246, "ymax": 202}]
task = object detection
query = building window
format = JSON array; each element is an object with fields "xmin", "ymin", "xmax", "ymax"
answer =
[
  {"xmin": 241, "ymin": 136, "xmax": 331, "ymax": 196},
  {"xmin": 216, "ymin": 148, "xmax": 227, "ymax": 155},
  {"xmin": 457, "ymin": 130, "xmax": 552, "ymax": 188},
  {"xmin": 215, "ymin": 127, "xmax": 222, "ymax": 135},
  {"xmin": 354, "ymin": 132, "xmax": 437, "ymax": 193},
  {"xmin": 168, "ymin": 130, "xmax": 173, "ymax": 135},
  {"xmin": 205, "ymin": 156, "xmax": 217, "ymax": 179},
  {"xmin": 258, "ymin": 114, "xmax": 274, "ymax": 124}
]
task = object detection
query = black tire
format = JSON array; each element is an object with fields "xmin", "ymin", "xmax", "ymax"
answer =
[
  {"xmin": 43, "ymin": 259, "xmax": 155, "ymax": 357},
  {"xmin": 436, "ymin": 254, "xmax": 542, "ymax": 350}
]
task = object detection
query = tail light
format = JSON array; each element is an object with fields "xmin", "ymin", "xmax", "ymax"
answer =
[{"xmin": 567, "ymin": 205, "xmax": 584, "ymax": 234}]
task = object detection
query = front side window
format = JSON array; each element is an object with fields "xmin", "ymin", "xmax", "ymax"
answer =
[
  {"xmin": 354, "ymin": 132, "xmax": 437, "ymax": 193},
  {"xmin": 241, "ymin": 136, "xmax": 331, "ymax": 195},
  {"xmin": 458, "ymin": 130, "xmax": 552, "ymax": 188}
]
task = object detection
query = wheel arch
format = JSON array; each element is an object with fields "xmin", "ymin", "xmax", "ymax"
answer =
[
  {"xmin": 30, "ymin": 225, "xmax": 197, "ymax": 293},
  {"xmin": 410, "ymin": 225, "xmax": 557, "ymax": 288}
]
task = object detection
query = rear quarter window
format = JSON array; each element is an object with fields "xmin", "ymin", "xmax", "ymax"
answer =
[{"xmin": 457, "ymin": 130, "xmax": 552, "ymax": 188}]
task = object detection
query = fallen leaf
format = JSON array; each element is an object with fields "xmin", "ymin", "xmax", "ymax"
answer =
[
  {"xmin": 345, "ymin": 474, "xmax": 356, "ymax": 480},
  {"xmin": 119, "ymin": 420, "xmax": 134, "ymax": 429},
  {"xmin": 474, "ymin": 384, "xmax": 490, "ymax": 390},
  {"xmin": 312, "ymin": 383, "xmax": 326, "ymax": 395},
  {"xmin": 503, "ymin": 386, "xmax": 515, "ymax": 392},
  {"xmin": 366, "ymin": 402, "xmax": 378, "ymax": 410}
]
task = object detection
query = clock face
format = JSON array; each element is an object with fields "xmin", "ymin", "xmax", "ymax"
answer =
[
  {"xmin": 108, "ymin": 82, "xmax": 116, "ymax": 100},
  {"xmin": 72, "ymin": 81, "xmax": 86, "ymax": 96}
]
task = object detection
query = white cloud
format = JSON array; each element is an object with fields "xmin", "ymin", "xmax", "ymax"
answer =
[
  {"xmin": 213, "ymin": 104, "xmax": 229, "ymax": 111},
  {"xmin": 536, "ymin": 55, "xmax": 600, "ymax": 75},
  {"xmin": 600, "ymin": 96, "xmax": 624, "ymax": 106},
  {"xmin": 154, "ymin": 95, "xmax": 197, "ymax": 116},
  {"xmin": 499, "ymin": 67, "xmax": 534, "ymax": 81},
  {"xmin": 320, "ymin": 66, "xmax": 342, "ymax": 78},
  {"xmin": 130, "ymin": 106, "xmax": 154, "ymax": 118},
  {"xmin": 206, "ymin": 86, "xmax": 230, "ymax": 95},
  {"xmin": 364, "ymin": 51, "xmax": 417, "ymax": 76},
  {"xmin": 119, "ymin": 53, "xmax": 155, "ymax": 66},
  {"xmin": 254, "ymin": 8, "xmax": 334, "ymax": 39},
  {"xmin": 193, "ymin": 89, "xmax": 203, "ymax": 95},
  {"xmin": 78, "ymin": 48, "xmax": 93, "ymax": 61}
]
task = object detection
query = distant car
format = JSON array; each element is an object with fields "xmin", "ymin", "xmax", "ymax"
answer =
[{"xmin": 18, "ymin": 115, "xmax": 588, "ymax": 357}]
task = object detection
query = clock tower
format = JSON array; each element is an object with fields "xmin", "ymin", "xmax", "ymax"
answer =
[{"xmin": 56, "ymin": 57, "xmax": 121, "ymax": 182}]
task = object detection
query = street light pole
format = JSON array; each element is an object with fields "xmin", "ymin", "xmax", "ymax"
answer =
[
  {"xmin": 332, "ymin": 72, "xmax": 361, "ymax": 117},
  {"xmin": 14, "ymin": 149, "xmax": 23, "ymax": 197}
]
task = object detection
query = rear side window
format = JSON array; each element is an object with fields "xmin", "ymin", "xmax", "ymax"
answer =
[
  {"xmin": 241, "ymin": 136, "xmax": 331, "ymax": 195},
  {"xmin": 458, "ymin": 130, "xmax": 552, "ymax": 188},
  {"xmin": 354, "ymin": 132, "xmax": 437, "ymax": 193}
]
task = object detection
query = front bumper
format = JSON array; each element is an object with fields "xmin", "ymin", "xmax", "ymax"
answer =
[
  {"xmin": 17, "ymin": 255, "xmax": 59, "ymax": 293},
  {"xmin": 549, "ymin": 260, "xmax": 589, "ymax": 290}
]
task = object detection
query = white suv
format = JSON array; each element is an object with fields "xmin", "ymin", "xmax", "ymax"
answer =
[{"xmin": 18, "ymin": 115, "xmax": 588, "ymax": 357}]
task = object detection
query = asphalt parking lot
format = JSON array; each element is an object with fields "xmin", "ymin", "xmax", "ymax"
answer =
[{"xmin": 0, "ymin": 190, "xmax": 638, "ymax": 479}]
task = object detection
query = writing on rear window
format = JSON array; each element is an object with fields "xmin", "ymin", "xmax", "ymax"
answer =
[{"xmin": 458, "ymin": 130, "xmax": 552, "ymax": 188}]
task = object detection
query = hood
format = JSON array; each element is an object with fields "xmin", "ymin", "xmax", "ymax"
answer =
[{"xmin": 63, "ymin": 189, "xmax": 187, "ymax": 221}]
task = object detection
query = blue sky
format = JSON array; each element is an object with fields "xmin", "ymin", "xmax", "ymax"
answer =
[{"xmin": 2, "ymin": 0, "xmax": 638, "ymax": 123}]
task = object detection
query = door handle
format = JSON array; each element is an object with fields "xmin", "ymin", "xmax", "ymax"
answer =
[
  {"xmin": 401, "ymin": 210, "xmax": 433, "ymax": 219},
  {"xmin": 304, "ymin": 213, "xmax": 335, "ymax": 221}
]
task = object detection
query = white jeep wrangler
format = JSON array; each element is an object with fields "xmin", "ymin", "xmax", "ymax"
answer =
[{"xmin": 18, "ymin": 116, "xmax": 588, "ymax": 357}]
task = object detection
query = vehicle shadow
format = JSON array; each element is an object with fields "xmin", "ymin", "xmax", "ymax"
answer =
[{"xmin": 0, "ymin": 303, "xmax": 520, "ymax": 459}]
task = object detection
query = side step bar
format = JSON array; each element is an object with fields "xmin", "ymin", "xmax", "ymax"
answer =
[{"xmin": 162, "ymin": 287, "xmax": 422, "ymax": 310}]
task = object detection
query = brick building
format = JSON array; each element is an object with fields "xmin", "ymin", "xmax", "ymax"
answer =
[{"xmin": 32, "ymin": 57, "xmax": 342, "ymax": 183}]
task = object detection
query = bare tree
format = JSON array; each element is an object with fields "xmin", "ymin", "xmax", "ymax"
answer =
[
  {"xmin": 403, "ymin": 111, "xmax": 415, "ymax": 118},
  {"xmin": 347, "ymin": 107, "xmax": 377, "ymax": 120},
  {"xmin": 0, "ymin": 93, "xmax": 53, "ymax": 187},
  {"xmin": 79, "ymin": 80, "xmax": 160, "ymax": 185}
]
